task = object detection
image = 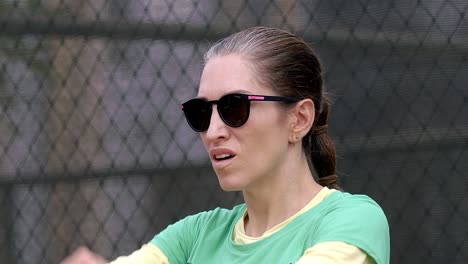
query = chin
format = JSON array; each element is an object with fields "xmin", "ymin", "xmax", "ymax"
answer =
[
  {"xmin": 217, "ymin": 177, "xmax": 244, "ymax": 192},
  {"xmin": 213, "ymin": 168, "xmax": 241, "ymax": 191}
]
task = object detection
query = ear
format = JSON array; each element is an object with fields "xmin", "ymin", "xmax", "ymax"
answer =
[{"xmin": 289, "ymin": 99, "xmax": 315, "ymax": 142}]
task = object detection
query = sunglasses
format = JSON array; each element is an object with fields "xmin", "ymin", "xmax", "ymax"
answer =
[{"xmin": 181, "ymin": 93, "xmax": 300, "ymax": 132}]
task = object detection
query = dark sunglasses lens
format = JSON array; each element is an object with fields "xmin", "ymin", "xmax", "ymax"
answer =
[
  {"xmin": 182, "ymin": 99, "xmax": 211, "ymax": 132},
  {"xmin": 219, "ymin": 94, "xmax": 249, "ymax": 127}
]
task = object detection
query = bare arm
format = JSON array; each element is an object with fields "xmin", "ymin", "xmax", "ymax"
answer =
[{"xmin": 60, "ymin": 246, "xmax": 108, "ymax": 264}]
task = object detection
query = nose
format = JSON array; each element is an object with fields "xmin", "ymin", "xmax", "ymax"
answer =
[{"xmin": 204, "ymin": 105, "xmax": 229, "ymax": 141}]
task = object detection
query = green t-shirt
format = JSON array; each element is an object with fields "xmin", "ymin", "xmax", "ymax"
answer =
[{"xmin": 151, "ymin": 191, "xmax": 390, "ymax": 264}]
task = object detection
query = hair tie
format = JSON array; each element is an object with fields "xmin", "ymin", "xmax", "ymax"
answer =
[
  {"xmin": 318, "ymin": 174, "xmax": 338, "ymax": 186},
  {"xmin": 314, "ymin": 124, "xmax": 328, "ymax": 135}
]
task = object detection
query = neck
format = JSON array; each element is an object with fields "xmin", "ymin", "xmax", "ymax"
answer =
[{"xmin": 242, "ymin": 152, "xmax": 323, "ymax": 237}]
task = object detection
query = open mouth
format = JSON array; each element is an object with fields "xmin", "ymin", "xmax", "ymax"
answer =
[{"xmin": 214, "ymin": 154, "xmax": 235, "ymax": 161}]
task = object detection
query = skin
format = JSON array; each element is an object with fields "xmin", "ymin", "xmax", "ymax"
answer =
[
  {"xmin": 60, "ymin": 246, "xmax": 107, "ymax": 264},
  {"xmin": 199, "ymin": 54, "xmax": 324, "ymax": 237}
]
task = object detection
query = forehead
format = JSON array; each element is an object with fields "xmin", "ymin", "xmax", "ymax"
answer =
[{"xmin": 198, "ymin": 54, "xmax": 269, "ymax": 98}]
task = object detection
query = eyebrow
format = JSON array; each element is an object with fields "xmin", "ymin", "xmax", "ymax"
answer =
[{"xmin": 197, "ymin": 89, "xmax": 253, "ymax": 100}]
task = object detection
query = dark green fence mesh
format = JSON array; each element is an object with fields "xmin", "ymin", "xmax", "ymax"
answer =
[{"xmin": 1, "ymin": 0, "xmax": 467, "ymax": 263}]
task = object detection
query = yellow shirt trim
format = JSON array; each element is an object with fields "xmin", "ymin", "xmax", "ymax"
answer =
[
  {"xmin": 110, "ymin": 243, "xmax": 169, "ymax": 264},
  {"xmin": 233, "ymin": 187, "xmax": 336, "ymax": 244},
  {"xmin": 297, "ymin": 241, "xmax": 373, "ymax": 263}
]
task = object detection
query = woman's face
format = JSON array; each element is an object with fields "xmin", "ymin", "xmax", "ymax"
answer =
[{"xmin": 198, "ymin": 54, "xmax": 293, "ymax": 192}]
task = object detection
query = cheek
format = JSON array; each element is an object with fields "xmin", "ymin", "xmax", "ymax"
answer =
[
  {"xmin": 238, "ymin": 125, "xmax": 289, "ymax": 181},
  {"xmin": 243, "ymin": 108, "xmax": 289, "ymax": 153},
  {"xmin": 252, "ymin": 106, "xmax": 289, "ymax": 135}
]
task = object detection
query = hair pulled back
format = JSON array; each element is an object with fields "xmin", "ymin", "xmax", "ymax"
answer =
[{"xmin": 204, "ymin": 26, "xmax": 342, "ymax": 191}]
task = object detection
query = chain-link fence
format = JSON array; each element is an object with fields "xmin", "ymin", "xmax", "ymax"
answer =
[{"xmin": 0, "ymin": 0, "xmax": 467, "ymax": 263}]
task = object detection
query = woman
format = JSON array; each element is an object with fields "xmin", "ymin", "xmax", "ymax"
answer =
[{"xmin": 62, "ymin": 26, "xmax": 390, "ymax": 264}]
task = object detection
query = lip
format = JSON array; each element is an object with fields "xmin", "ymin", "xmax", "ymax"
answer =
[{"xmin": 209, "ymin": 148, "xmax": 236, "ymax": 168}]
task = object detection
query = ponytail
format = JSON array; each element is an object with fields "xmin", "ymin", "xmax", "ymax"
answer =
[{"xmin": 304, "ymin": 100, "xmax": 343, "ymax": 191}]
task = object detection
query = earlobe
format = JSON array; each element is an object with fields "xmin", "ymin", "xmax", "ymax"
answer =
[{"xmin": 289, "ymin": 134, "xmax": 300, "ymax": 143}]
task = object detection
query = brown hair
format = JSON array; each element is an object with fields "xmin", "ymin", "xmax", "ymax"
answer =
[{"xmin": 204, "ymin": 26, "xmax": 342, "ymax": 191}]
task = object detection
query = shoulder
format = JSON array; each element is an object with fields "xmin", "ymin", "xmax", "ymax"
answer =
[
  {"xmin": 317, "ymin": 191, "xmax": 390, "ymax": 238},
  {"xmin": 151, "ymin": 204, "xmax": 246, "ymax": 260},
  {"xmin": 171, "ymin": 203, "xmax": 246, "ymax": 229},
  {"xmin": 313, "ymin": 191, "xmax": 390, "ymax": 264},
  {"xmin": 322, "ymin": 191, "xmax": 388, "ymax": 224},
  {"xmin": 190, "ymin": 204, "xmax": 246, "ymax": 221}
]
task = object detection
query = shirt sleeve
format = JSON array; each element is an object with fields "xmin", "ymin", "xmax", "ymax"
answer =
[
  {"xmin": 150, "ymin": 212, "xmax": 212, "ymax": 264},
  {"xmin": 313, "ymin": 195, "xmax": 390, "ymax": 264},
  {"xmin": 296, "ymin": 241, "xmax": 373, "ymax": 264},
  {"xmin": 110, "ymin": 243, "xmax": 169, "ymax": 264}
]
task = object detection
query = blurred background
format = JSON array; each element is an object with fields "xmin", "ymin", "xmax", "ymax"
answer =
[{"xmin": 0, "ymin": 0, "xmax": 467, "ymax": 263}]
